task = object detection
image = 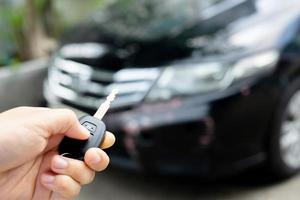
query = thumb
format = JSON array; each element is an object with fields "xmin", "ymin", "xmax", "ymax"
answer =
[{"xmin": 40, "ymin": 109, "xmax": 90, "ymax": 140}]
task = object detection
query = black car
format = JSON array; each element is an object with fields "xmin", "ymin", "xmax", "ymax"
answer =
[{"xmin": 44, "ymin": 0, "xmax": 300, "ymax": 178}]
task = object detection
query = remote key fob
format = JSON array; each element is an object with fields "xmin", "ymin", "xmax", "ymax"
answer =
[
  {"xmin": 58, "ymin": 89, "xmax": 118, "ymax": 161},
  {"xmin": 58, "ymin": 116, "xmax": 106, "ymax": 161}
]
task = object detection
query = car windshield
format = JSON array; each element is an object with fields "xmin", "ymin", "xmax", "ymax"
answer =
[{"xmin": 89, "ymin": 0, "xmax": 228, "ymax": 40}]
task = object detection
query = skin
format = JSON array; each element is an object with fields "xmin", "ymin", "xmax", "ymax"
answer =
[{"xmin": 0, "ymin": 107, "xmax": 115, "ymax": 200}]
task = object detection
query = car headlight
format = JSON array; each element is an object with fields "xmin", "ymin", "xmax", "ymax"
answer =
[{"xmin": 146, "ymin": 50, "xmax": 279, "ymax": 101}]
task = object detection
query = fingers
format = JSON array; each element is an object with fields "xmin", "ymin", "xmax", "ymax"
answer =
[
  {"xmin": 84, "ymin": 148, "xmax": 110, "ymax": 172},
  {"xmin": 40, "ymin": 109, "xmax": 90, "ymax": 140},
  {"xmin": 39, "ymin": 147, "xmax": 111, "ymax": 199},
  {"xmin": 42, "ymin": 149, "xmax": 110, "ymax": 199},
  {"xmin": 41, "ymin": 173, "xmax": 81, "ymax": 200},
  {"xmin": 51, "ymin": 155, "xmax": 95, "ymax": 185},
  {"xmin": 100, "ymin": 131, "xmax": 115, "ymax": 149}
]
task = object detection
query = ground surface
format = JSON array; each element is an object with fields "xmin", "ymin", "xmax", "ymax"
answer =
[{"xmin": 77, "ymin": 167, "xmax": 300, "ymax": 200}]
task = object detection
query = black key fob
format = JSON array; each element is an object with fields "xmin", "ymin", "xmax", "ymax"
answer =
[{"xmin": 58, "ymin": 115, "xmax": 106, "ymax": 161}]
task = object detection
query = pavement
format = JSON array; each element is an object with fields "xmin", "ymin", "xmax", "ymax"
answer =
[{"xmin": 77, "ymin": 167, "xmax": 300, "ymax": 200}]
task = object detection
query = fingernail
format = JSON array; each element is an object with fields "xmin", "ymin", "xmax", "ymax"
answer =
[
  {"xmin": 41, "ymin": 174, "xmax": 55, "ymax": 184},
  {"xmin": 91, "ymin": 154, "xmax": 102, "ymax": 164},
  {"xmin": 54, "ymin": 156, "xmax": 68, "ymax": 169}
]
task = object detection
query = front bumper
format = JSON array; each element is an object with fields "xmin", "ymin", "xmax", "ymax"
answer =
[{"xmin": 105, "ymin": 99, "xmax": 215, "ymax": 176}]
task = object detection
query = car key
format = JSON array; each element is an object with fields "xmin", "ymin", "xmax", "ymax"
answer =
[{"xmin": 58, "ymin": 89, "xmax": 118, "ymax": 161}]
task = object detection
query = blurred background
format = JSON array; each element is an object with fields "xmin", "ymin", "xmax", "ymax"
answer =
[
  {"xmin": 0, "ymin": 0, "xmax": 107, "ymax": 66},
  {"xmin": 2, "ymin": 0, "xmax": 300, "ymax": 199}
]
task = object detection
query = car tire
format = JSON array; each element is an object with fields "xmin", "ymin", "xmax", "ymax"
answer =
[{"xmin": 269, "ymin": 78, "xmax": 300, "ymax": 179}]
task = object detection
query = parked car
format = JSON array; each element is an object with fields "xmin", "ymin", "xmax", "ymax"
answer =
[{"xmin": 44, "ymin": 0, "xmax": 300, "ymax": 178}]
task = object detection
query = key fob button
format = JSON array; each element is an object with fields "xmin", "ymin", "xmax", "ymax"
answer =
[{"xmin": 82, "ymin": 122, "xmax": 97, "ymax": 133}]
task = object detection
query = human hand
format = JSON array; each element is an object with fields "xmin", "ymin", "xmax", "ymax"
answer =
[{"xmin": 0, "ymin": 107, "xmax": 115, "ymax": 200}]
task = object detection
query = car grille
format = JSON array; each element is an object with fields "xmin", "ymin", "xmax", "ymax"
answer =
[{"xmin": 47, "ymin": 57, "xmax": 161, "ymax": 109}]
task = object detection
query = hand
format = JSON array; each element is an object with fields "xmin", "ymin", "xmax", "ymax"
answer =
[{"xmin": 0, "ymin": 107, "xmax": 115, "ymax": 200}]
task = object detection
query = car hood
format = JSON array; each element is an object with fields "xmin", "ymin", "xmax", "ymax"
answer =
[{"xmin": 58, "ymin": 0, "xmax": 300, "ymax": 69}]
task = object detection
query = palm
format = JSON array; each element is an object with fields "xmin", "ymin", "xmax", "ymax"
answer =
[
  {"xmin": 0, "ymin": 156, "xmax": 44, "ymax": 199},
  {"xmin": 0, "ymin": 132, "xmax": 63, "ymax": 200}
]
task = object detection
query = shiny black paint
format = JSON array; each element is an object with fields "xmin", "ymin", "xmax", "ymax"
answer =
[{"xmin": 100, "ymin": 75, "xmax": 278, "ymax": 176}]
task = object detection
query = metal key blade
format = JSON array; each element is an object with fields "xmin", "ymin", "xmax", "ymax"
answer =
[{"xmin": 94, "ymin": 89, "xmax": 118, "ymax": 120}]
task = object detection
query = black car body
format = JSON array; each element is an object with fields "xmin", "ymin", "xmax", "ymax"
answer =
[{"xmin": 45, "ymin": 0, "xmax": 300, "ymax": 178}]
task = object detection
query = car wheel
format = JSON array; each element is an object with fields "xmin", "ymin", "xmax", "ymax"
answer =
[{"xmin": 270, "ymin": 78, "xmax": 300, "ymax": 179}]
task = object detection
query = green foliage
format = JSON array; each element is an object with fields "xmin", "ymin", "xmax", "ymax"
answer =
[
  {"xmin": 34, "ymin": 0, "xmax": 47, "ymax": 11},
  {"xmin": 0, "ymin": 0, "xmax": 54, "ymax": 67},
  {"xmin": 0, "ymin": 0, "xmax": 110, "ymax": 67},
  {"xmin": 0, "ymin": 5, "xmax": 24, "ymax": 66}
]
